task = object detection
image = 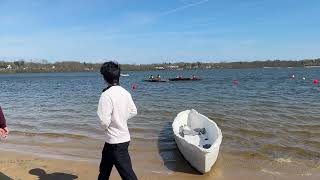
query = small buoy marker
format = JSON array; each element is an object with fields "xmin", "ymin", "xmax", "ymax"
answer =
[
  {"xmin": 232, "ymin": 80, "xmax": 239, "ymax": 85},
  {"xmin": 132, "ymin": 84, "xmax": 138, "ymax": 91}
]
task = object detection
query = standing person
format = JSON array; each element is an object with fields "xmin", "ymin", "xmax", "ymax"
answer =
[
  {"xmin": 97, "ymin": 61, "xmax": 138, "ymax": 180},
  {"xmin": 0, "ymin": 106, "xmax": 9, "ymax": 138}
]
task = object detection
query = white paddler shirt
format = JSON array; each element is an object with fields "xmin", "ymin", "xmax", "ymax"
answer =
[{"xmin": 97, "ymin": 85, "xmax": 137, "ymax": 144}]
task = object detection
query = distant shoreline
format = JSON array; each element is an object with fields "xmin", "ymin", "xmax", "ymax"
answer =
[
  {"xmin": 1, "ymin": 66, "xmax": 320, "ymax": 74},
  {"xmin": 1, "ymin": 58, "xmax": 320, "ymax": 74},
  {"xmin": 1, "ymin": 66, "xmax": 320, "ymax": 75}
]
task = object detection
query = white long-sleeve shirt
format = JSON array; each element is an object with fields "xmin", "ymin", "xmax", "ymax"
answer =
[{"xmin": 97, "ymin": 86, "xmax": 137, "ymax": 144}]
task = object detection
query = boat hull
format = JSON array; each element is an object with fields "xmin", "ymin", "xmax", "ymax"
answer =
[
  {"xmin": 143, "ymin": 79, "xmax": 167, "ymax": 82},
  {"xmin": 169, "ymin": 78, "xmax": 201, "ymax": 81},
  {"xmin": 172, "ymin": 110, "xmax": 222, "ymax": 173}
]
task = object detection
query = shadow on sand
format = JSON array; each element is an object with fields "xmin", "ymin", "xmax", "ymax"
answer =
[
  {"xmin": 157, "ymin": 122, "xmax": 201, "ymax": 175},
  {"xmin": 29, "ymin": 168, "xmax": 78, "ymax": 180},
  {"xmin": 0, "ymin": 172, "xmax": 13, "ymax": 180}
]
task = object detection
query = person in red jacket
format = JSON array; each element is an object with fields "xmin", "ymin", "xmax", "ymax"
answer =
[{"xmin": 0, "ymin": 106, "xmax": 9, "ymax": 138}]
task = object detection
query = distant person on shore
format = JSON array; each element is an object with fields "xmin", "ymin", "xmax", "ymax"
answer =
[
  {"xmin": 176, "ymin": 75, "xmax": 182, "ymax": 79},
  {"xmin": 0, "ymin": 106, "xmax": 9, "ymax": 138},
  {"xmin": 97, "ymin": 62, "xmax": 138, "ymax": 180}
]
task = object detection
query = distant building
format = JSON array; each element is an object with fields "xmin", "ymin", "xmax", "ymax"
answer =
[
  {"xmin": 6, "ymin": 65, "xmax": 12, "ymax": 69},
  {"xmin": 155, "ymin": 66, "xmax": 165, "ymax": 70},
  {"xmin": 84, "ymin": 67, "xmax": 94, "ymax": 71},
  {"xmin": 167, "ymin": 65, "xmax": 179, "ymax": 69}
]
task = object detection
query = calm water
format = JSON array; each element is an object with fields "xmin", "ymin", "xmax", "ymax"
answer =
[{"xmin": 1, "ymin": 68, "xmax": 320, "ymax": 174}]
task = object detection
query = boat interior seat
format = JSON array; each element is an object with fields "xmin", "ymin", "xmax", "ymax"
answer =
[
  {"xmin": 179, "ymin": 125, "xmax": 211, "ymax": 149},
  {"xmin": 179, "ymin": 126, "xmax": 206, "ymax": 137}
]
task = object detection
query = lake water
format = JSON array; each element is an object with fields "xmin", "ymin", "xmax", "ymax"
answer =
[{"xmin": 0, "ymin": 68, "xmax": 319, "ymax": 177}]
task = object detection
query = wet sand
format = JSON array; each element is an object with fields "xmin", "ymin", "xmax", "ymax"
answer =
[{"xmin": 1, "ymin": 148, "xmax": 319, "ymax": 180}]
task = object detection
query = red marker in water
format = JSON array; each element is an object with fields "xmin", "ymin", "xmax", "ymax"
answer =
[
  {"xmin": 313, "ymin": 79, "xmax": 319, "ymax": 85},
  {"xmin": 232, "ymin": 80, "xmax": 239, "ymax": 85},
  {"xmin": 132, "ymin": 84, "xmax": 138, "ymax": 91}
]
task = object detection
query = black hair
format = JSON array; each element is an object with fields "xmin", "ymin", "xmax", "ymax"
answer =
[{"xmin": 100, "ymin": 61, "xmax": 120, "ymax": 85}]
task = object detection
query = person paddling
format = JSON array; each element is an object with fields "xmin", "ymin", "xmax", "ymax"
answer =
[
  {"xmin": 0, "ymin": 106, "xmax": 9, "ymax": 138},
  {"xmin": 97, "ymin": 61, "xmax": 138, "ymax": 180}
]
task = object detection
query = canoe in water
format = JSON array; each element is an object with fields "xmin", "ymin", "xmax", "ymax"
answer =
[
  {"xmin": 143, "ymin": 79, "xmax": 167, "ymax": 82},
  {"xmin": 172, "ymin": 109, "xmax": 222, "ymax": 173},
  {"xmin": 169, "ymin": 77, "xmax": 201, "ymax": 81}
]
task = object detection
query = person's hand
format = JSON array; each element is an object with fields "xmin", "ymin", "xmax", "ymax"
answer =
[
  {"xmin": 0, "ymin": 128, "xmax": 7, "ymax": 138},
  {"xmin": 4, "ymin": 127, "xmax": 9, "ymax": 135}
]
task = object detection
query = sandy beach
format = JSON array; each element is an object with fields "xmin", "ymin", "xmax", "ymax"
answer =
[{"xmin": 1, "ymin": 147, "xmax": 319, "ymax": 180}]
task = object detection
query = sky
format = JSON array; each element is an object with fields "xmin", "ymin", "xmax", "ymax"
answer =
[{"xmin": 0, "ymin": 0, "xmax": 320, "ymax": 64}]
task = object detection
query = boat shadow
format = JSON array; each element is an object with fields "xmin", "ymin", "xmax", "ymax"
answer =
[{"xmin": 157, "ymin": 122, "xmax": 201, "ymax": 175}]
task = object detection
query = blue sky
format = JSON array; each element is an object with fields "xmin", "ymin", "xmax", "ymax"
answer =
[{"xmin": 0, "ymin": 0, "xmax": 319, "ymax": 64}]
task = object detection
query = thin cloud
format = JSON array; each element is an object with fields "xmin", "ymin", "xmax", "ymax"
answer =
[
  {"xmin": 158, "ymin": 0, "xmax": 210, "ymax": 17},
  {"xmin": 104, "ymin": 0, "xmax": 210, "ymax": 27}
]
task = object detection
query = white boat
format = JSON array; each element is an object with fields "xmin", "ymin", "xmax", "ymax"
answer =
[
  {"xmin": 120, "ymin": 74, "xmax": 129, "ymax": 77},
  {"xmin": 172, "ymin": 109, "xmax": 222, "ymax": 173}
]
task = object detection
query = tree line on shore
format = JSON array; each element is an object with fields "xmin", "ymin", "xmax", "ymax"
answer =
[{"xmin": 0, "ymin": 58, "xmax": 320, "ymax": 73}]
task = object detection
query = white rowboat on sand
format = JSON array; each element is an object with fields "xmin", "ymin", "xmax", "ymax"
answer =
[{"xmin": 172, "ymin": 109, "xmax": 222, "ymax": 173}]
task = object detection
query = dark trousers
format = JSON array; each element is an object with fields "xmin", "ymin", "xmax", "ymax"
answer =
[{"xmin": 98, "ymin": 141, "xmax": 138, "ymax": 180}]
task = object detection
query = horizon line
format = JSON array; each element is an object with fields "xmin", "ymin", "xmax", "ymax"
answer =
[{"xmin": 1, "ymin": 57, "xmax": 320, "ymax": 65}]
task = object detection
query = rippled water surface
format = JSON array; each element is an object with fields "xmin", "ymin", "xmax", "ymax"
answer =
[{"xmin": 1, "ymin": 68, "xmax": 320, "ymax": 174}]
